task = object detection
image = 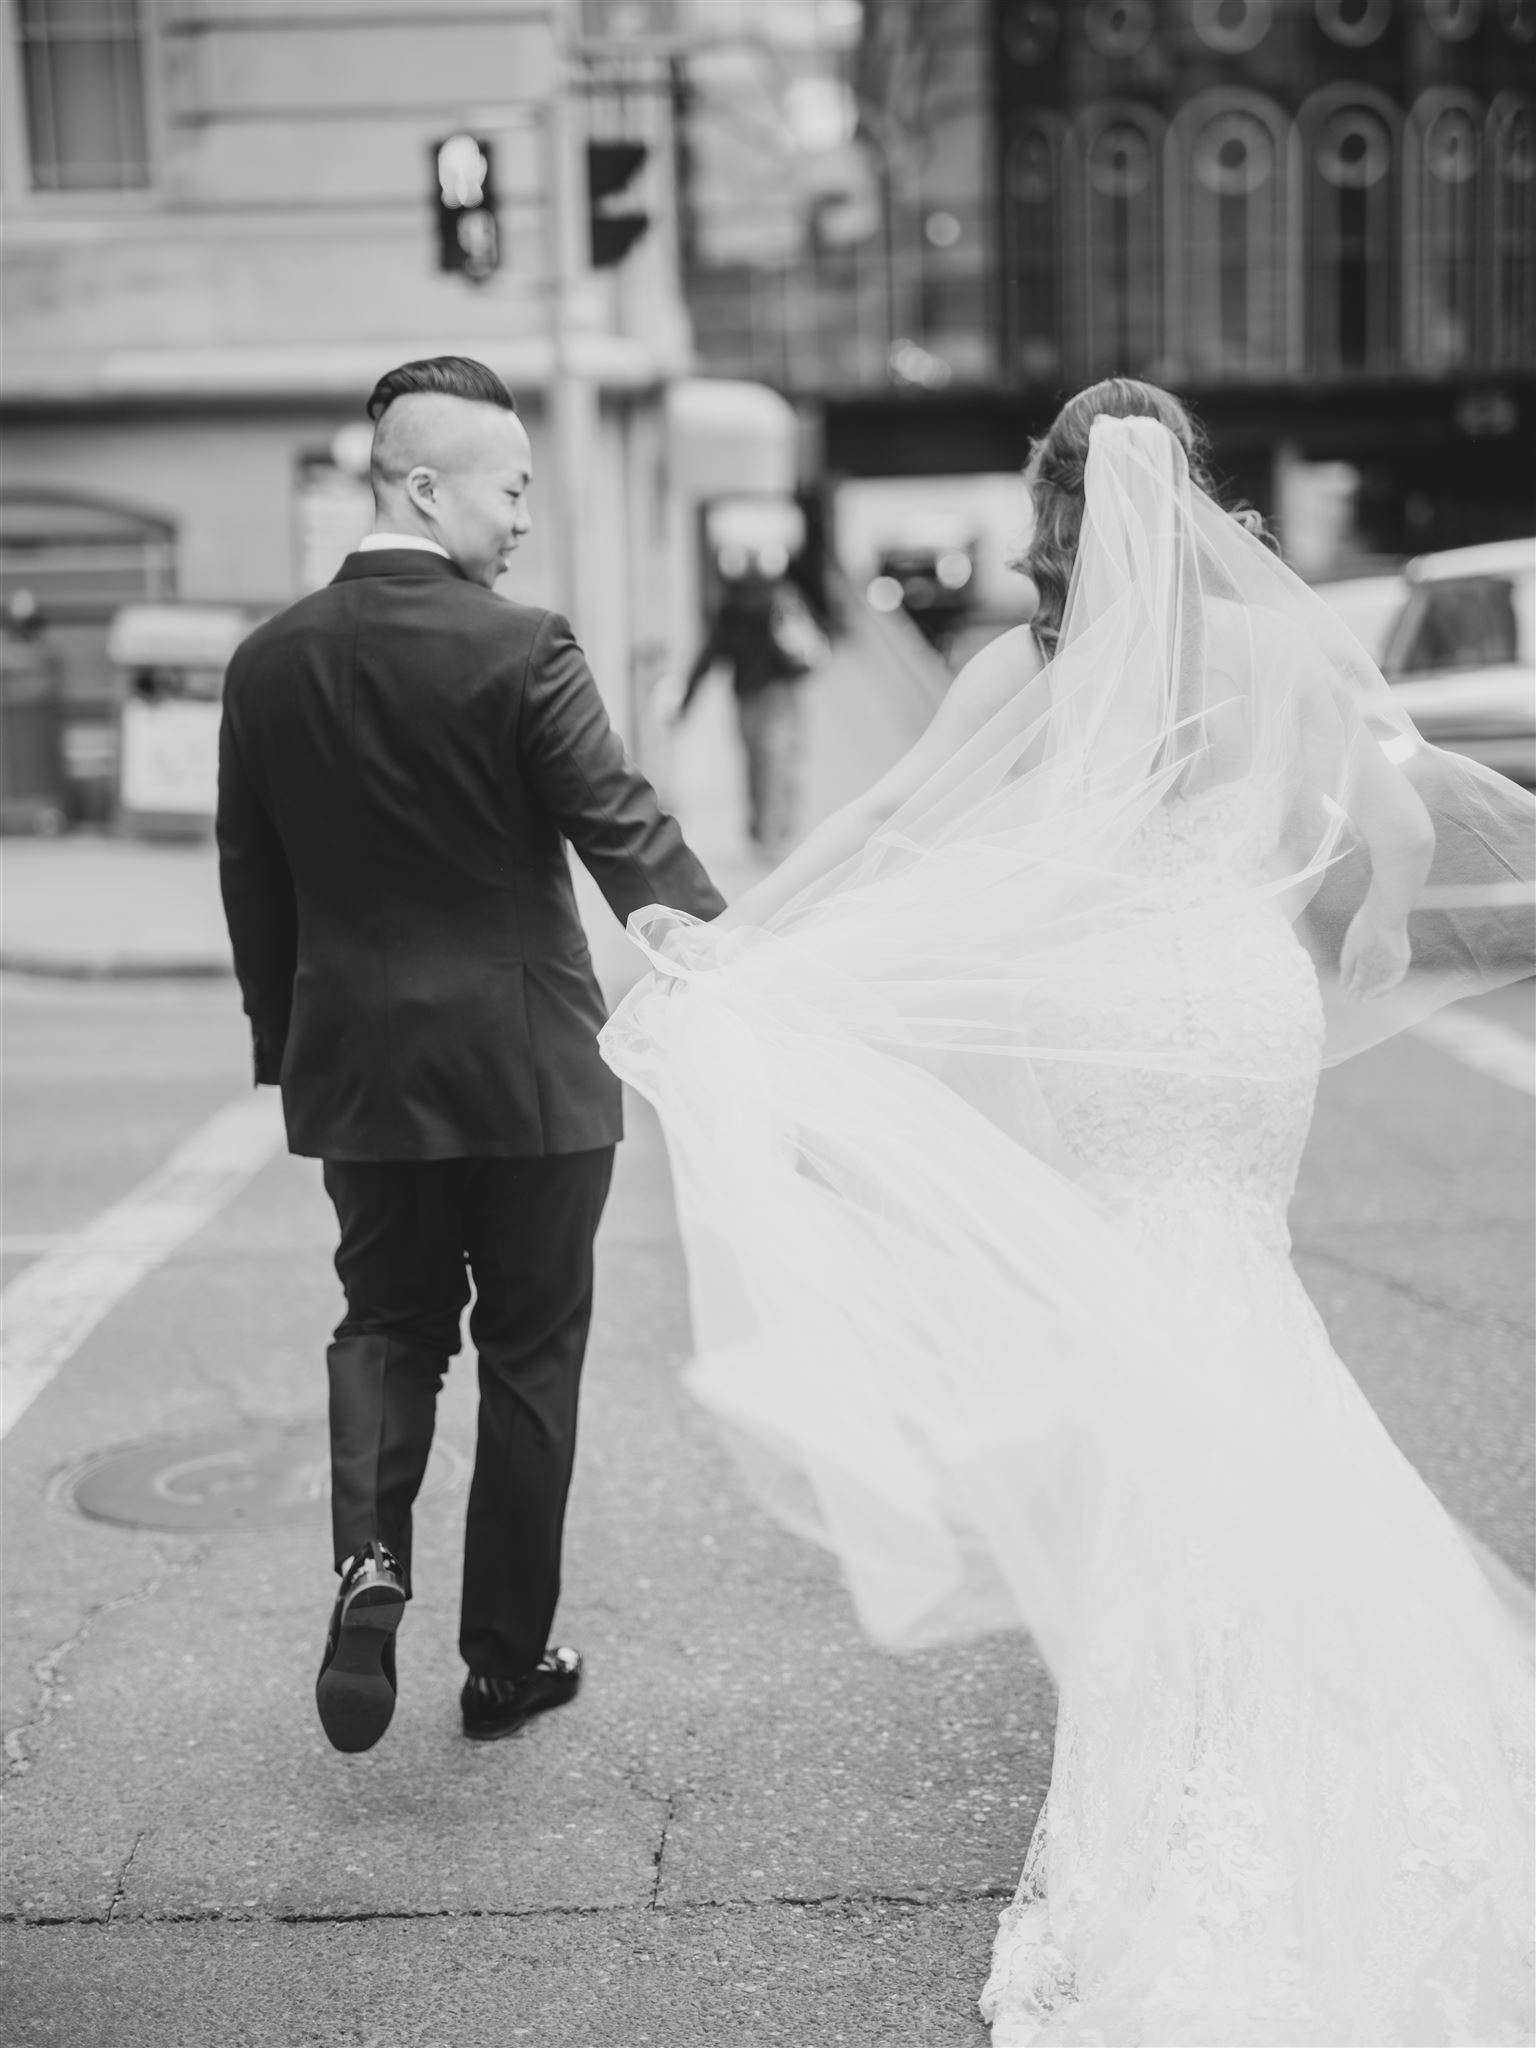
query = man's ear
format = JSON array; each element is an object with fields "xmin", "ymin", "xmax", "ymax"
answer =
[{"xmin": 404, "ymin": 465, "xmax": 438, "ymax": 518}]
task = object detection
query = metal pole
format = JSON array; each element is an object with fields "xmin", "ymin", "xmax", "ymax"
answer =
[
  {"xmin": 540, "ymin": 10, "xmax": 586, "ymax": 623},
  {"xmin": 541, "ymin": 3, "xmax": 604, "ymax": 628}
]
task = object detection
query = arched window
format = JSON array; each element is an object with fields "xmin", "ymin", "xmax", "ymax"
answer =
[
  {"xmin": 1406, "ymin": 90, "xmax": 1483, "ymax": 372},
  {"xmin": 1083, "ymin": 0, "xmax": 1154, "ymax": 58},
  {"xmin": 0, "ymin": 487, "xmax": 175, "ymax": 622},
  {"xmin": 1298, "ymin": 87, "xmax": 1403, "ymax": 376},
  {"xmin": 1315, "ymin": 0, "xmax": 1389, "ymax": 47},
  {"xmin": 1072, "ymin": 102, "xmax": 1166, "ymax": 379},
  {"xmin": 1190, "ymin": 0, "xmax": 1274, "ymax": 54},
  {"xmin": 1424, "ymin": 0, "xmax": 1483, "ymax": 40},
  {"xmin": 1005, "ymin": 112, "xmax": 1070, "ymax": 384},
  {"xmin": 1169, "ymin": 90, "xmax": 1292, "ymax": 379},
  {"xmin": 1487, "ymin": 94, "xmax": 1536, "ymax": 369},
  {"xmin": 0, "ymin": 486, "xmax": 178, "ymax": 810}
]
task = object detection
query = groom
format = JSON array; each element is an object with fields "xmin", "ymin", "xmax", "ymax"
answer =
[{"xmin": 217, "ymin": 355, "xmax": 724, "ymax": 1753}]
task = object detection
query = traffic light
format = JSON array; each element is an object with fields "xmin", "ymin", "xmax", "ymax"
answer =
[
  {"xmin": 432, "ymin": 133, "xmax": 499, "ymax": 283},
  {"xmin": 587, "ymin": 141, "xmax": 649, "ymax": 269}
]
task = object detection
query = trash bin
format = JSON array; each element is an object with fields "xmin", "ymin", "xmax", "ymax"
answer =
[
  {"xmin": 107, "ymin": 605, "xmax": 247, "ymax": 840},
  {"xmin": 0, "ymin": 630, "xmax": 68, "ymax": 836}
]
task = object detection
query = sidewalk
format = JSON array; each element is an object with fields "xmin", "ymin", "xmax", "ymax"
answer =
[
  {"xmin": 0, "ymin": 833, "xmax": 234, "ymax": 980},
  {"xmin": 0, "ymin": 639, "xmax": 923, "ymax": 991}
]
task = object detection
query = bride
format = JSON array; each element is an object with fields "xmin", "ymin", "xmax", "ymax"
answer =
[{"xmin": 601, "ymin": 380, "xmax": 1535, "ymax": 2045}]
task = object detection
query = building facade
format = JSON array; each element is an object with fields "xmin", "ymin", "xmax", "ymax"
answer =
[
  {"xmin": 0, "ymin": 0, "xmax": 703, "ymax": 812},
  {"xmin": 680, "ymin": 0, "xmax": 1536, "ymax": 565}
]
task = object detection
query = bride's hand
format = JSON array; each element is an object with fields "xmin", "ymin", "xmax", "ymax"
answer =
[{"xmin": 1339, "ymin": 905, "xmax": 1412, "ymax": 1001}]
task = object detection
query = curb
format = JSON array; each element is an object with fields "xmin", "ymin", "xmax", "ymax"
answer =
[{"xmin": 0, "ymin": 951, "xmax": 233, "ymax": 982}]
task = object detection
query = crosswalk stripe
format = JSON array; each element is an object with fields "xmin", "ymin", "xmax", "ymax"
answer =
[
  {"xmin": 0, "ymin": 1091, "xmax": 286, "ymax": 1443},
  {"xmin": 1412, "ymin": 1009, "xmax": 1535, "ymax": 1097}
]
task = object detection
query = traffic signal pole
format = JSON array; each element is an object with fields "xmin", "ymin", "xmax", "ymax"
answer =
[{"xmin": 539, "ymin": 8, "xmax": 593, "ymax": 629}]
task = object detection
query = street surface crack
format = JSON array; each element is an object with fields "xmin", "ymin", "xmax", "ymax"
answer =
[
  {"xmin": 106, "ymin": 1830, "xmax": 145, "ymax": 1924},
  {"xmin": 649, "ymin": 1791, "xmax": 677, "ymax": 1909},
  {"xmin": 2, "ymin": 1884, "xmax": 1020, "ymax": 1931},
  {"xmin": 1294, "ymin": 1239, "xmax": 1536, "ymax": 1338},
  {"xmin": 3, "ymin": 1545, "xmax": 207, "ymax": 1782}
]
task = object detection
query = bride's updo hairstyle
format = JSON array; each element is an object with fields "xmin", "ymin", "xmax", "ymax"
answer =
[{"xmin": 1016, "ymin": 378, "xmax": 1219, "ymax": 651}]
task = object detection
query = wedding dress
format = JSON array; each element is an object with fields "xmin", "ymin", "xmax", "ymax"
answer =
[
  {"xmin": 601, "ymin": 419, "xmax": 1535, "ymax": 2043},
  {"xmin": 976, "ymin": 776, "xmax": 1532, "ymax": 2044}
]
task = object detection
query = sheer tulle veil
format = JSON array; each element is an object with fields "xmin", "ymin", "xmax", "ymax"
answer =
[{"xmin": 599, "ymin": 416, "xmax": 1535, "ymax": 1694}]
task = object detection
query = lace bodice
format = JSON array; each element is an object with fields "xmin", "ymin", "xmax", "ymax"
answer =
[
  {"xmin": 1025, "ymin": 782, "xmax": 1323, "ymax": 1224},
  {"xmin": 1128, "ymin": 779, "xmax": 1278, "ymax": 888}
]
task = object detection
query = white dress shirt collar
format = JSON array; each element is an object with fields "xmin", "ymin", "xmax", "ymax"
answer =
[{"xmin": 357, "ymin": 532, "xmax": 451, "ymax": 559}]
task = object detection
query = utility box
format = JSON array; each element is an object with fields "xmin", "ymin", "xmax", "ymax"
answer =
[
  {"xmin": 108, "ymin": 605, "xmax": 247, "ymax": 839},
  {"xmin": 0, "ymin": 630, "xmax": 68, "ymax": 835}
]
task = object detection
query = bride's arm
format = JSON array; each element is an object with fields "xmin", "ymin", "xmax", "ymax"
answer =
[
  {"xmin": 1295, "ymin": 668, "xmax": 1436, "ymax": 998},
  {"xmin": 716, "ymin": 624, "xmax": 1046, "ymax": 932},
  {"xmin": 1334, "ymin": 732, "xmax": 1436, "ymax": 998}
]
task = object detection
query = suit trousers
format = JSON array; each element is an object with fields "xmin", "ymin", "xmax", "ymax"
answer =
[{"xmin": 322, "ymin": 1149, "xmax": 614, "ymax": 1677}]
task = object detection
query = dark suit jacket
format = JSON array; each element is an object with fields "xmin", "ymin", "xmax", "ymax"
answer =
[{"xmin": 217, "ymin": 549, "xmax": 723, "ymax": 1160}]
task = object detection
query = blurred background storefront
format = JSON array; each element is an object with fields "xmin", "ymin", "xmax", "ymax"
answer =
[
  {"xmin": 0, "ymin": 0, "xmax": 1532, "ymax": 830},
  {"xmin": 683, "ymin": 0, "xmax": 1534, "ymax": 565},
  {"xmin": 0, "ymin": 0, "xmax": 781, "ymax": 822}
]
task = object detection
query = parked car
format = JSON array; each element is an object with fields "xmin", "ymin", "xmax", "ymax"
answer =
[
  {"xmin": 1313, "ymin": 571, "xmax": 1408, "ymax": 664},
  {"xmin": 1376, "ymin": 538, "xmax": 1535, "ymax": 786}
]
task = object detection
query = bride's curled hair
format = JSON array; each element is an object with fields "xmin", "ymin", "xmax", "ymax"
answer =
[{"xmin": 1015, "ymin": 378, "xmax": 1267, "ymax": 649}]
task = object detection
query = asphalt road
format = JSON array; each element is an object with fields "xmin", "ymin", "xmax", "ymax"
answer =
[
  {"xmin": 2, "ymin": 963, "xmax": 1530, "ymax": 2048},
  {"xmin": 1, "ymin": 633, "xmax": 1532, "ymax": 2044}
]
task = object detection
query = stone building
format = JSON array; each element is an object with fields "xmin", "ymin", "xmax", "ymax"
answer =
[
  {"xmin": 0, "ymin": 0, "xmax": 724, "ymax": 813},
  {"xmin": 681, "ymin": 0, "xmax": 1536, "ymax": 564}
]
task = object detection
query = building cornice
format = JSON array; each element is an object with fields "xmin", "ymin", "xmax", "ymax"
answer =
[{"xmin": 0, "ymin": 331, "xmax": 689, "ymax": 411}]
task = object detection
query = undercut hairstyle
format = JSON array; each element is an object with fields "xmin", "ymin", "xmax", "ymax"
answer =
[
  {"xmin": 1012, "ymin": 377, "xmax": 1270, "ymax": 651},
  {"xmin": 365, "ymin": 355, "xmax": 516, "ymax": 423}
]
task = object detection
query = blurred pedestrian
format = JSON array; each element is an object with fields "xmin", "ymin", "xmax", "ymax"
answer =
[
  {"xmin": 216, "ymin": 355, "xmax": 723, "ymax": 1756},
  {"xmin": 675, "ymin": 545, "xmax": 827, "ymax": 861}
]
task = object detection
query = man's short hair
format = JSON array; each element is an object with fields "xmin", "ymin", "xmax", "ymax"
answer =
[{"xmin": 366, "ymin": 356, "xmax": 516, "ymax": 422}]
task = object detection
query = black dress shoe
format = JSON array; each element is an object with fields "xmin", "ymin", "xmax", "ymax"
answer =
[
  {"xmin": 316, "ymin": 1541, "xmax": 406, "ymax": 1754},
  {"xmin": 461, "ymin": 1647, "xmax": 582, "ymax": 1741}
]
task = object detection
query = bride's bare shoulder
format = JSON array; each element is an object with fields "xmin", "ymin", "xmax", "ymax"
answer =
[{"xmin": 946, "ymin": 623, "xmax": 1046, "ymax": 719}]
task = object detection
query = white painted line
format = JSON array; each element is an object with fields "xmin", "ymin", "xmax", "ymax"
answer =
[
  {"xmin": 1418, "ymin": 882, "xmax": 1534, "ymax": 910},
  {"xmin": 0, "ymin": 1091, "xmax": 286, "ymax": 1442},
  {"xmin": 1412, "ymin": 1009, "xmax": 1535, "ymax": 1097}
]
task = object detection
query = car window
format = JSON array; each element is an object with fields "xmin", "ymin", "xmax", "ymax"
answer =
[{"xmin": 1383, "ymin": 574, "xmax": 1521, "ymax": 676}]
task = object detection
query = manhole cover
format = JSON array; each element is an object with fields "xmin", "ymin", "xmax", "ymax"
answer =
[{"xmin": 53, "ymin": 1421, "xmax": 467, "ymax": 1534}]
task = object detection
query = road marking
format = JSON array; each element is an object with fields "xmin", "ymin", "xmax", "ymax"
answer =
[
  {"xmin": 1418, "ymin": 882, "xmax": 1533, "ymax": 909},
  {"xmin": 0, "ymin": 1092, "xmax": 286, "ymax": 1443},
  {"xmin": 1412, "ymin": 1009, "xmax": 1535, "ymax": 1097}
]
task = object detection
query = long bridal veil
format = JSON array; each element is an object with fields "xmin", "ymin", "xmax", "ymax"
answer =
[
  {"xmin": 602, "ymin": 416, "xmax": 1534, "ymax": 2037},
  {"xmin": 604, "ymin": 419, "xmax": 1534, "ymax": 1658},
  {"xmin": 602, "ymin": 416, "xmax": 1533, "ymax": 1669}
]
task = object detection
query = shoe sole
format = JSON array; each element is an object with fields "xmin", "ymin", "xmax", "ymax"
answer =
[
  {"xmin": 316, "ymin": 1585, "xmax": 405, "ymax": 1754},
  {"xmin": 461, "ymin": 1683, "xmax": 579, "ymax": 1743}
]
